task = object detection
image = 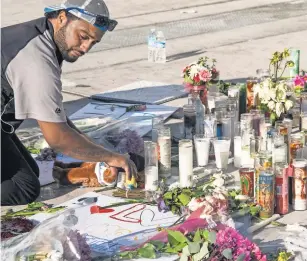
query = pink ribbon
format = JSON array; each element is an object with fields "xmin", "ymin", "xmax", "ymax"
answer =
[{"xmin": 183, "ymin": 83, "xmax": 207, "ymax": 93}]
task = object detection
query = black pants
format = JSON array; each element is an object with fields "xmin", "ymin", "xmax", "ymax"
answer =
[{"xmin": 1, "ymin": 130, "xmax": 41, "ymax": 206}]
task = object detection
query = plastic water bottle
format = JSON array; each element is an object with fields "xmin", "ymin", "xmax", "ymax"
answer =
[
  {"xmin": 155, "ymin": 31, "xmax": 166, "ymax": 63},
  {"xmin": 148, "ymin": 28, "xmax": 156, "ymax": 62}
]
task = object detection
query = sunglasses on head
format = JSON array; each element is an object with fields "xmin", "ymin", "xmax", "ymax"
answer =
[{"xmin": 66, "ymin": 7, "xmax": 118, "ymax": 32}]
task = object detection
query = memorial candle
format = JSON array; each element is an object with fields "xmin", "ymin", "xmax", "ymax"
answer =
[
  {"xmin": 179, "ymin": 139, "xmax": 193, "ymax": 188},
  {"xmin": 144, "ymin": 141, "xmax": 159, "ymax": 191}
]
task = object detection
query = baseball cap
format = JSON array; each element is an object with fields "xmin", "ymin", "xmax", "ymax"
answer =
[{"xmin": 44, "ymin": 0, "xmax": 118, "ymax": 32}]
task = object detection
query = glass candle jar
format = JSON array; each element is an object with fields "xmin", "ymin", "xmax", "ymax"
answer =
[
  {"xmin": 291, "ymin": 108, "xmax": 300, "ymax": 128},
  {"xmin": 300, "ymin": 113, "xmax": 307, "ymax": 131},
  {"xmin": 194, "ymin": 134, "xmax": 210, "ymax": 167},
  {"xmin": 239, "ymin": 166, "xmax": 255, "ymax": 198},
  {"xmin": 144, "ymin": 141, "xmax": 159, "ymax": 191},
  {"xmin": 246, "ymin": 77, "xmax": 258, "ymax": 112},
  {"xmin": 275, "ymin": 163, "xmax": 289, "ymax": 215},
  {"xmin": 240, "ymin": 113, "xmax": 253, "ymax": 131},
  {"xmin": 258, "ymin": 168, "xmax": 275, "ymax": 219},
  {"xmin": 292, "ymin": 159, "xmax": 307, "ymax": 211},
  {"xmin": 290, "ymin": 133, "xmax": 303, "ymax": 164},
  {"xmin": 255, "ymin": 150, "xmax": 273, "ymax": 203},
  {"xmin": 273, "ymin": 135, "xmax": 288, "ymax": 164},
  {"xmin": 179, "ymin": 139, "xmax": 193, "ymax": 188},
  {"xmin": 250, "ymin": 136, "xmax": 263, "ymax": 158},
  {"xmin": 152, "ymin": 116, "xmax": 164, "ymax": 142},
  {"xmin": 300, "ymin": 92, "xmax": 307, "ymax": 114},
  {"xmin": 157, "ymin": 127, "xmax": 172, "ymax": 178}
]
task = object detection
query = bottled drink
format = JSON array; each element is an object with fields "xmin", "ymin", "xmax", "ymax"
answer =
[
  {"xmin": 155, "ymin": 31, "xmax": 166, "ymax": 63},
  {"xmin": 147, "ymin": 28, "xmax": 156, "ymax": 62},
  {"xmin": 188, "ymin": 93, "xmax": 204, "ymax": 135},
  {"xmin": 183, "ymin": 104, "xmax": 196, "ymax": 139}
]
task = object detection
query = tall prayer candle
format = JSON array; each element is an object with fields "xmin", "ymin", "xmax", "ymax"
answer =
[
  {"xmin": 157, "ymin": 127, "xmax": 172, "ymax": 178},
  {"xmin": 144, "ymin": 141, "xmax": 159, "ymax": 191},
  {"xmin": 179, "ymin": 139, "xmax": 193, "ymax": 188}
]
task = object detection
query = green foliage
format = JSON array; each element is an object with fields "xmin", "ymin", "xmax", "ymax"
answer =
[
  {"xmin": 269, "ymin": 48, "xmax": 294, "ymax": 81},
  {"xmin": 119, "ymin": 228, "xmax": 218, "ymax": 260}
]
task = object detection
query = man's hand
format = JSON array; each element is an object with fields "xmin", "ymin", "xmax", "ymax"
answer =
[
  {"xmin": 37, "ymin": 120, "xmax": 137, "ymax": 180},
  {"xmin": 108, "ymin": 154, "xmax": 138, "ymax": 181}
]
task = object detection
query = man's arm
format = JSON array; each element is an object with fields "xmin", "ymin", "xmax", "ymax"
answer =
[
  {"xmin": 66, "ymin": 117, "xmax": 83, "ymax": 134},
  {"xmin": 38, "ymin": 120, "xmax": 137, "ymax": 179}
]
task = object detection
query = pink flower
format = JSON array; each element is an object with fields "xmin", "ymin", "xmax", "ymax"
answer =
[
  {"xmin": 216, "ymin": 227, "xmax": 266, "ymax": 261},
  {"xmin": 199, "ymin": 70, "xmax": 212, "ymax": 82},
  {"xmin": 294, "ymin": 75, "xmax": 305, "ymax": 86}
]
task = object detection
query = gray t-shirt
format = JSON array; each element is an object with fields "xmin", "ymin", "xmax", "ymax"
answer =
[{"xmin": 1, "ymin": 17, "xmax": 67, "ymax": 127}]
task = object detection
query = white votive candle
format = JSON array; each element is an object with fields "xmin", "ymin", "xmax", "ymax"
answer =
[
  {"xmin": 144, "ymin": 141, "xmax": 159, "ymax": 191},
  {"xmin": 179, "ymin": 139, "xmax": 193, "ymax": 188},
  {"xmin": 194, "ymin": 135, "xmax": 210, "ymax": 167},
  {"xmin": 234, "ymin": 136, "xmax": 242, "ymax": 168}
]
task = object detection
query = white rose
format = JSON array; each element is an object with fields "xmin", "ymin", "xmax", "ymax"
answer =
[
  {"xmin": 253, "ymin": 83, "xmax": 261, "ymax": 95},
  {"xmin": 267, "ymin": 100, "xmax": 276, "ymax": 111},
  {"xmin": 189, "ymin": 65, "xmax": 199, "ymax": 78},
  {"xmin": 285, "ymin": 99, "xmax": 294, "ymax": 111},
  {"xmin": 212, "ymin": 177, "xmax": 225, "ymax": 187},
  {"xmin": 275, "ymin": 102, "xmax": 284, "ymax": 117},
  {"xmin": 269, "ymin": 89, "xmax": 277, "ymax": 101}
]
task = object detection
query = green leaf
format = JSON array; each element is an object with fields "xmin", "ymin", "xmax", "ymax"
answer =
[
  {"xmin": 163, "ymin": 192, "xmax": 173, "ymax": 200},
  {"xmin": 222, "ymin": 248, "xmax": 233, "ymax": 259},
  {"xmin": 180, "ymin": 254, "xmax": 189, "ymax": 261},
  {"xmin": 188, "ymin": 242, "xmax": 200, "ymax": 254},
  {"xmin": 120, "ymin": 251, "xmax": 137, "ymax": 260},
  {"xmin": 150, "ymin": 240, "xmax": 165, "ymax": 251},
  {"xmin": 208, "ymin": 232, "xmax": 216, "ymax": 244},
  {"xmin": 202, "ymin": 230, "xmax": 216, "ymax": 244},
  {"xmin": 174, "ymin": 242, "xmax": 188, "ymax": 252},
  {"xmin": 137, "ymin": 244, "xmax": 156, "ymax": 259},
  {"xmin": 178, "ymin": 193, "xmax": 191, "ymax": 206},
  {"xmin": 167, "ymin": 230, "xmax": 187, "ymax": 246},
  {"xmin": 236, "ymin": 253, "xmax": 246, "ymax": 261},
  {"xmin": 171, "ymin": 205, "xmax": 179, "ymax": 215},
  {"xmin": 182, "ymin": 245, "xmax": 191, "ymax": 256},
  {"xmin": 164, "ymin": 242, "xmax": 187, "ymax": 253},
  {"xmin": 192, "ymin": 242, "xmax": 209, "ymax": 261},
  {"xmin": 193, "ymin": 229, "xmax": 201, "ymax": 242}
]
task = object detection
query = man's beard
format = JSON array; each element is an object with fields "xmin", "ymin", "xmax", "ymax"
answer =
[{"xmin": 54, "ymin": 25, "xmax": 78, "ymax": 63}]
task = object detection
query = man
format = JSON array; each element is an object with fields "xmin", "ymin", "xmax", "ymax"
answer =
[{"xmin": 1, "ymin": 0, "xmax": 140, "ymax": 206}]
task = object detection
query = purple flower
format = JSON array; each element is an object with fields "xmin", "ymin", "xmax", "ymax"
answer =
[
  {"xmin": 112, "ymin": 129, "xmax": 144, "ymax": 154},
  {"xmin": 157, "ymin": 199, "xmax": 170, "ymax": 213}
]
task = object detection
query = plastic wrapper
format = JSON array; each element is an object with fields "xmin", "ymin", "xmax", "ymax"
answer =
[
  {"xmin": 84, "ymin": 116, "xmax": 152, "ymax": 154},
  {"xmin": 17, "ymin": 117, "xmax": 113, "ymax": 150},
  {"xmin": 1, "ymin": 207, "xmax": 91, "ymax": 261}
]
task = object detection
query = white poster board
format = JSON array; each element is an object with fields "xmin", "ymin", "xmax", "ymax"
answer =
[{"xmin": 30, "ymin": 192, "xmax": 179, "ymax": 256}]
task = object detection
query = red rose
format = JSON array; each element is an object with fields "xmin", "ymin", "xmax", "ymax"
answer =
[{"xmin": 194, "ymin": 73, "xmax": 201, "ymax": 83}]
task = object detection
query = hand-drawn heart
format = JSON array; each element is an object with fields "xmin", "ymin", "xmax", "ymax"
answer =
[
  {"xmin": 90, "ymin": 205, "xmax": 114, "ymax": 214},
  {"xmin": 139, "ymin": 209, "xmax": 176, "ymax": 227},
  {"xmin": 110, "ymin": 204, "xmax": 146, "ymax": 223}
]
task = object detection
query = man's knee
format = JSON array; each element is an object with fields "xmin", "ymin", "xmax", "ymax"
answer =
[
  {"xmin": 1, "ymin": 172, "xmax": 41, "ymax": 206},
  {"xmin": 25, "ymin": 179, "xmax": 41, "ymax": 204}
]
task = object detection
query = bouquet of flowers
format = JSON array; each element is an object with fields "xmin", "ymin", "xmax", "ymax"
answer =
[
  {"xmin": 293, "ymin": 74, "xmax": 307, "ymax": 94},
  {"xmin": 254, "ymin": 78, "xmax": 294, "ymax": 118},
  {"xmin": 182, "ymin": 57, "xmax": 219, "ymax": 89},
  {"xmin": 120, "ymin": 226, "xmax": 267, "ymax": 261},
  {"xmin": 253, "ymin": 49, "xmax": 296, "ymax": 122}
]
